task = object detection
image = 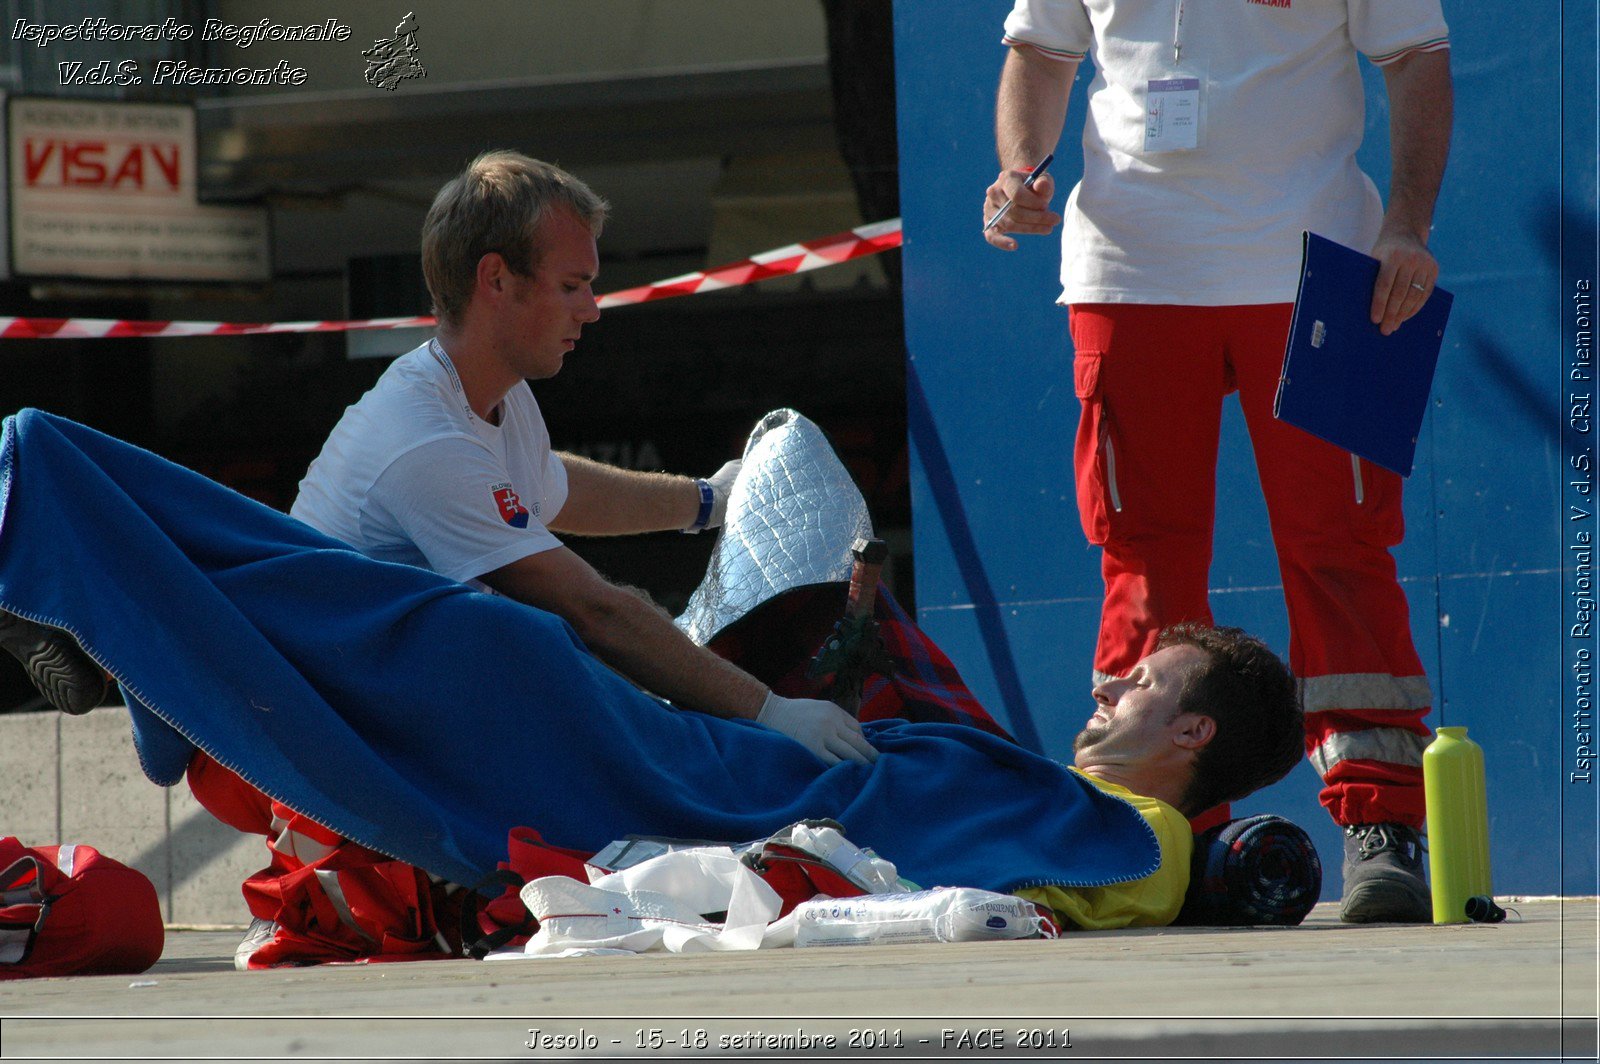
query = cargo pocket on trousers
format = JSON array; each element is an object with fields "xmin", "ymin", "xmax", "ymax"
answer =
[
  {"xmin": 1351, "ymin": 453, "xmax": 1406, "ymax": 548},
  {"xmin": 1073, "ymin": 351, "xmax": 1117, "ymax": 545}
]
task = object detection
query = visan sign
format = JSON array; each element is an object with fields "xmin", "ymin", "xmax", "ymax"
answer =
[{"xmin": 5, "ymin": 96, "xmax": 269, "ymax": 283}]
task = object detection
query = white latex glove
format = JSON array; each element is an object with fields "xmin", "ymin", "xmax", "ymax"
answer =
[
  {"xmin": 756, "ymin": 691, "xmax": 878, "ymax": 766},
  {"xmin": 704, "ymin": 459, "xmax": 742, "ymax": 529}
]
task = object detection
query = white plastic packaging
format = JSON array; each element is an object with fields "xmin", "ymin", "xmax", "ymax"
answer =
[
  {"xmin": 781, "ymin": 823, "xmax": 907, "ymax": 893},
  {"xmin": 792, "ymin": 887, "xmax": 1052, "ymax": 948}
]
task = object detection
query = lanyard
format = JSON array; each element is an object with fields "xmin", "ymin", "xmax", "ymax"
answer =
[
  {"xmin": 428, "ymin": 337, "xmax": 462, "ymax": 395},
  {"xmin": 1173, "ymin": 0, "xmax": 1186, "ymax": 64},
  {"xmin": 428, "ymin": 337, "xmax": 480, "ymax": 421}
]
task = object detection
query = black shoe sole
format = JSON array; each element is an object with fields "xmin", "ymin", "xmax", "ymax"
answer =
[
  {"xmin": 1340, "ymin": 879, "xmax": 1432, "ymax": 923},
  {"xmin": 0, "ymin": 611, "xmax": 107, "ymax": 715}
]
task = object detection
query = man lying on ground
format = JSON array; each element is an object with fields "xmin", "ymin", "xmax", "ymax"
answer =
[
  {"xmin": 0, "ymin": 412, "xmax": 1302, "ymax": 956},
  {"xmin": 1030, "ymin": 622, "xmax": 1302, "ymax": 928}
]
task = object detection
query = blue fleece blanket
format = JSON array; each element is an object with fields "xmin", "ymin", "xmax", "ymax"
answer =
[{"xmin": 0, "ymin": 410, "xmax": 1157, "ymax": 892}]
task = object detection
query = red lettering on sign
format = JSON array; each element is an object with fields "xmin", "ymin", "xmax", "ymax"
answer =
[
  {"xmin": 63, "ymin": 142, "xmax": 107, "ymax": 186},
  {"xmin": 109, "ymin": 148, "xmax": 143, "ymax": 189},
  {"xmin": 23, "ymin": 140, "xmax": 55, "ymax": 186},
  {"xmin": 21, "ymin": 139, "xmax": 182, "ymax": 193},
  {"xmin": 149, "ymin": 145, "xmax": 180, "ymax": 190}
]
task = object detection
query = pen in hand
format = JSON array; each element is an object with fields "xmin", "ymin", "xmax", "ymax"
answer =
[{"xmin": 983, "ymin": 152, "xmax": 1055, "ymax": 234}]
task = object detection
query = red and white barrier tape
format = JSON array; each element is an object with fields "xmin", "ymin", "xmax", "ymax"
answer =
[
  {"xmin": 0, "ymin": 218, "xmax": 903, "ymax": 341},
  {"xmin": 0, "ymin": 315, "xmax": 435, "ymax": 341},
  {"xmin": 595, "ymin": 217, "xmax": 901, "ymax": 309}
]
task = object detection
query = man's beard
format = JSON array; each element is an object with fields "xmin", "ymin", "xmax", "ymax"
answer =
[{"xmin": 1073, "ymin": 720, "xmax": 1111, "ymax": 755}]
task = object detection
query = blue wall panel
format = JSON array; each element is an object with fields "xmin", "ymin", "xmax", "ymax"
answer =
[
  {"xmin": 895, "ymin": 0, "xmax": 1595, "ymax": 899},
  {"xmin": 1433, "ymin": 572, "xmax": 1571, "ymax": 893}
]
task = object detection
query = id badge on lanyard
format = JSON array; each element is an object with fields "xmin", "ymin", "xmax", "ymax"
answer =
[{"xmin": 1143, "ymin": 0, "xmax": 1204, "ymax": 153}]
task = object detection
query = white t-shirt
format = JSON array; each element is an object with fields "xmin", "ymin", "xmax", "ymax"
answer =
[
  {"xmin": 291, "ymin": 340, "xmax": 569, "ymax": 586},
  {"xmin": 1001, "ymin": 0, "xmax": 1450, "ymax": 306}
]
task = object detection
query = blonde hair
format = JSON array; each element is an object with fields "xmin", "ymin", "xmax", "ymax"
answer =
[{"xmin": 421, "ymin": 150, "xmax": 609, "ymax": 326}]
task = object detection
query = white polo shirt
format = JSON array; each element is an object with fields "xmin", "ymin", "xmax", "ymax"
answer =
[
  {"xmin": 291, "ymin": 340, "xmax": 569, "ymax": 586},
  {"xmin": 1001, "ymin": 0, "xmax": 1450, "ymax": 306}
]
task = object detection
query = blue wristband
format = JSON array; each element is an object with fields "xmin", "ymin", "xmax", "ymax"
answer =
[{"xmin": 684, "ymin": 478, "xmax": 715, "ymax": 533}]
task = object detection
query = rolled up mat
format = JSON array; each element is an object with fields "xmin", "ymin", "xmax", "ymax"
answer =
[{"xmin": 1173, "ymin": 814, "xmax": 1322, "ymax": 927}]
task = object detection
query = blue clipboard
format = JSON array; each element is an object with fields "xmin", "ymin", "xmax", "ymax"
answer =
[{"xmin": 1273, "ymin": 232, "xmax": 1453, "ymax": 477}]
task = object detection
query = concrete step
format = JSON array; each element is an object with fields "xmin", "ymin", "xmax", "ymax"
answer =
[
  {"xmin": 0, "ymin": 901, "xmax": 1592, "ymax": 1060},
  {"xmin": 0, "ymin": 703, "xmax": 260, "ymax": 925}
]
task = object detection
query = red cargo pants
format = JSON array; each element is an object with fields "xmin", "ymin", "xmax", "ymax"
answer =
[
  {"xmin": 1069, "ymin": 303, "xmax": 1431, "ymax": 828},
  {"xmin": 187, "ymin": 752, "xmax": 458, "ymax": 965}
]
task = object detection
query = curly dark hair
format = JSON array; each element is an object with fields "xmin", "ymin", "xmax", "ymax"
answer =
[{"xmin": 1156, "ymin": 623, "xmax": 1304, "ymax": 816}]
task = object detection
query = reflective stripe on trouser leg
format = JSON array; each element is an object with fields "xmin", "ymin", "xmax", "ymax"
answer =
[
  {"xmin": 1300, "ymin": 673, "xmax": 1433, "ymax": 714},
  {"xmin": 270, "ymin": 813, "xmax": 339, "ymax": 865},
  {"xmin": 1228, "ymin": 304, "xmax": 1433, "ymax": 828},
  {"xmin": 1308, "ymin": 723, "xmax": 1432, "ymax": 777},
  {"xmin": 1301, "ymin": 674, "xmax": 1432, "ymax": 827},
  {"xmin": 1309, "ymin": 744, "xmax": 1430, "ymax": 829}
]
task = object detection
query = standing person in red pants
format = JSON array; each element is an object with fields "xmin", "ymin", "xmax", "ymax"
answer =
[{"xmin": 981, "ymin": 0, "xmax": 1454, "ymax": 922}]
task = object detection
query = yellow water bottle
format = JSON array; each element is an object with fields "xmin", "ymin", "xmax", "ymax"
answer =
[{"xmin": 1422, "ymin": 726, "xmax": 1493, "ymax": 924}]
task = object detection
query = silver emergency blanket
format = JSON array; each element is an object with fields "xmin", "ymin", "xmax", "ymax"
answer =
[{"xmin": 675, "ymin": 409, "xmax": 873, "ymax": 646}]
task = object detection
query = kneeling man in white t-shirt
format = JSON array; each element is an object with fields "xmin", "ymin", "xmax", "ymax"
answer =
[{"xmin": 292, "ymin": 150, "xmax": 874, "ymax": 768}]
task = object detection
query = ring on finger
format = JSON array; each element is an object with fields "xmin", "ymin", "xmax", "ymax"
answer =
[{"xmin": 1408, "ymin": 282, "xmax": 1428, "ymax": 292}]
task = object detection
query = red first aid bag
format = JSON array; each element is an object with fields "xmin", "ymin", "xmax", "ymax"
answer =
[{"xmin": 0, "ymin": 838, "xmax": 164, "ymax": 980}]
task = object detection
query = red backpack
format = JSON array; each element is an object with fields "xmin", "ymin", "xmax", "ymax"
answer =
[{"xmin": 0, "ymin": 838, "xmax": 164, "ymax": 980}]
